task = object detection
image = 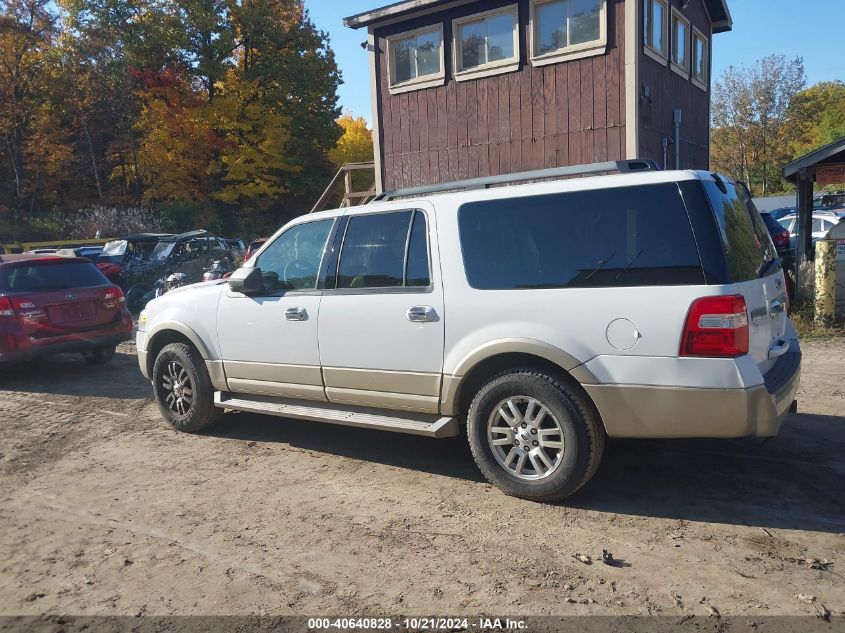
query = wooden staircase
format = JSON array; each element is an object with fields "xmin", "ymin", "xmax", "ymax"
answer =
[{"xmin": 310, "ymin": 161, "xmax": 377, "ymax": 214}]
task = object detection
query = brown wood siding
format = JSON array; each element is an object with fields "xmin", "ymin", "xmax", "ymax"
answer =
[
  {"xmin": 637, "ymin": 0, "xmax": 712, "ymax": 169},
  {"xmin": 372, "ymin": 0, "xmax": 628, "ymax": 190}
]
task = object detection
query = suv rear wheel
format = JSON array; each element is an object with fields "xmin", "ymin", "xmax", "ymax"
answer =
[
  {"xmin": 152, "ymin": 342, "xmax": 222, "ymax": 433},
  {"xmin": 467, "ymin": 369, "xmax": 604, "ymax": 502}
]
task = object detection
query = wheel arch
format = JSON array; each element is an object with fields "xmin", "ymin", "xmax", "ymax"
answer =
[
  {"xmin": 144, "ymin": 322, "xmax": 211, "ymax": 378},
  {"xmin": 442, "ymin": 340, "xmax": 600, "ymax": 420}
]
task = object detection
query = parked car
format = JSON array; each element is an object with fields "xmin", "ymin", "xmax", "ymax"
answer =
[
  {"xmin": 768, "ymin": 206, "xmax": 795, "ymax": 221},
  {"xmin": 760, "ymin": 212, "xmax": 792, "ymax": 256},
  {"xmin": 137, "ymin": 164, "xmax": 801, "ymax": 502},
  {"xmin": 0, "ymin": 254, "xmax": 133, "ymax": 365},
  {"xmin": 778, "ymin": 212, "xmax": 839, "ymax": 253},
  {"xmin": 221, "ymin": 238, "xmax": 245, "ymax": 254},
  {"xmin": 244, "ymin": 238, "xmax": 267, "ymax": 262},
  {"xmin": 123, "ymin": 230, "xmax": 231, "ymax": 313},
  {"xmin": 57, "ymin": 245, "xmax": 104, "ymax": 261}
]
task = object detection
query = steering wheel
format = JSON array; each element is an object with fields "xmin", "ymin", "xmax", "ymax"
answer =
[{"xmin": 282, "ymin": 259, "xmax": 312, "ymax": 287}]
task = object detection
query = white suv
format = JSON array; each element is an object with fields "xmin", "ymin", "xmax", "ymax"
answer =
[{"xmin": 137, "ymin": 161, "xmax": 801, "ymax": 501}]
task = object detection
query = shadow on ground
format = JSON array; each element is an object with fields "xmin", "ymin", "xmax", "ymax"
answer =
[
  {"xmin": 0, "ymin": 351, "xmax": 150, "ymax": 400},
  {"xmin": 209, "ymin": 410, "xmax": 845, "ymax": 534}
]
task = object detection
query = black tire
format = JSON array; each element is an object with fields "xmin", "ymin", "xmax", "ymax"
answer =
[
  {"xmin": 81, "ymin": 345, "xmax": 116, "ymax": 365},
  {"xmin": 152, "ymin": 342, "xmax": 222, "ymax": 433},
  {"xmin": 125, "ymin": 284, "xmax": 150, "ymax": 314},
  {"xmin": 466, "ymin": 369, "xmax": 605, "ymax": 502}
]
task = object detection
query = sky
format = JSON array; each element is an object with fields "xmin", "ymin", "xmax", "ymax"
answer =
[{"xmin": 305, "ymin": 0, "xmax": 845, "ymax": 126}]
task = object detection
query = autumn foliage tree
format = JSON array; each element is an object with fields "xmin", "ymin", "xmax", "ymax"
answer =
[{"xmin": 0, "ymin": 0, "xmax": 343, "ymax": 236}]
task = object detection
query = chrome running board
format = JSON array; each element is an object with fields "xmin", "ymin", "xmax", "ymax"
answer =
[{"xmin": 214, "ymin": 392, "xmax": 459, "ymax": 438}]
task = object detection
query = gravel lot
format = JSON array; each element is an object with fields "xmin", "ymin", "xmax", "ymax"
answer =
[{"xmin": 0, "ymin": 339, "xmax": 843, "ymax": 617}]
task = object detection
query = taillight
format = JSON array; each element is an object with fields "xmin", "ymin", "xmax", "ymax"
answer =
[
  {"xmin": 680, "ymin": 295, "xmax": 749, "ymax": 357},
  {"xmin": 0, "ymin": 296, "xmax": 14, "ymax": 318},
  {"xmin": 103, "ymin": 286, "xmax": 125, "ymax": 310},
  {"xmin": 9, "ymin": 297, "xmax": 47, "ymax": 321}
]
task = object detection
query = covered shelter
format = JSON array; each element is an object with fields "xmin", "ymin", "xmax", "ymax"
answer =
[{"xmin": 782, "ymin": 136, "xmax": 845, "ymax": 287}]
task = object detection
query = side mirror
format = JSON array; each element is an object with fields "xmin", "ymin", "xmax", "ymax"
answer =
[{"xmin": 227, "ymin": 267, "xmax": 263, "ymax": 294}]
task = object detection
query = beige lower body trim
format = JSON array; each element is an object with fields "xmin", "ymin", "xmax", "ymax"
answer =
[
  {"xmin": 325, "ymin": 387, "xmax": 439, "ymax": 414},
  {"xmin": 224, "ymin": 361, "xmax": 326, "ymax": 402},
  {"xmin": 205, "ymin": 360, "xmax": 228, "ymax": 391},
  {"xmin": 584, "ymin": 381, "xmax": 797, "ymax": 439},
  {"xmin": 322, "ymin": 366, "xmax": 440, "ymax": 396},
  {"xmin": 227, "ymin": 378, "xmax": 327, "ymax": 402}
]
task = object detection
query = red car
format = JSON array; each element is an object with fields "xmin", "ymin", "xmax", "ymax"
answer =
[
  {"xmin": 244, "ymin": 238, "xmax": 267, "ymax": 262},
  {"xmin": 0, "ymin": 254, "xmax": 133, "ymax": 365}
]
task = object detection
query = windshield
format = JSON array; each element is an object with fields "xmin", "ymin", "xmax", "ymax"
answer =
[
  {"xmin": 0, "ymin": 262, "xmax": 107, "ymax": 292},
  {"xmin": 150, "ymin": 242, "xmax": 176, "ymax": 262},
  {"xmin": 98, "ymin": 239, "xmax": 127, "ymax": 265}
]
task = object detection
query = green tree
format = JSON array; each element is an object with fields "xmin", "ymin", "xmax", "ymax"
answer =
[
  {"xmin": 787, "ymin": 81, "xmax": 845, "ymax": 155},
  {"xmin": 712, "ymin": 54, "xmax": 805, "ymax": 195}
]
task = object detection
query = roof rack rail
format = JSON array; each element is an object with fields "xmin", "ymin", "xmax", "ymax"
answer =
[{"xmin": 372, "ymin": 159, "xmax": 660, "ymax": 202}]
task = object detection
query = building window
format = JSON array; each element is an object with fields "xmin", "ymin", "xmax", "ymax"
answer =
[
  {"xmin": 643, "ymin": 0, "xmax": 668, "ymax": 63},
  {"xmin": 691, "ymin": 27, "xmax": 709, "ymax": 89},
  {"xmin": 529, "ymin": 0, "xmax": 607, "ymax": 66},
  {"xmin": 453, "ymin": 5, "xmax": 519, "ymax": 80},
  {"xmin": 387, "ymin": 25, "xmax": 445, "ymax": 94},
  {"xmin": 670, "ymin": 8, "xmax": 689, "ymax": 77}
]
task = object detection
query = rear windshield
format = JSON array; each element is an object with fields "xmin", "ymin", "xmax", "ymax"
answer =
[
  {"xmin": 0, "ymin": 261, "xmax": 108, "ymax": 292},
  {"xmin": 703, "ymin": 179, "xmax": 777, "ymax": 281},
  {"xmin": 458, "ymin": 183, "xmax": 704, "ymax": 289},
  {"xmin": 760, "ymin": 213, "xmax": 784, "ymax": 233}
]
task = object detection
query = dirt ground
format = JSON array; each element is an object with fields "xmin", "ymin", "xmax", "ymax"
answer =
[{"xmin": 0, "ymin": 339, "xmax": 843, "ymax": 618}]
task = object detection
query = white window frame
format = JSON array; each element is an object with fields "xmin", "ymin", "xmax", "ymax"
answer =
[
  {"xmin": 452, "ymin": 4, "xmax": 520, "ymax": 81},
  {"xmin": 643, "ymin": 0, "xmax": 668, "ymax": 65},
  {"xmin": 670, "ymin": 7, "xmax": 690, "ymax": 78},
  {"xmin": 691, "ymin": 26, "xmax": 709, "ymax": 90},
  {"xmin": 386, "ymin": 24, "xmax": 446, "ymax": 95},
  {"xmin": 529, "ymin": 0, "xmax": 608, "ymax": 67}
]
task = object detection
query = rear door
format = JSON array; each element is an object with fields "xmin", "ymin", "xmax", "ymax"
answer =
[
  {"xmin": 317, "ymin": 206, "xmax": 444, "ymax": 414},
  {"xmin": 702, "ymin": 178, "xmax": 787, "ymax": 374}
]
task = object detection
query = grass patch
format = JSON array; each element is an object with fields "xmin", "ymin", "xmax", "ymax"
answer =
[{"xmin": 790, "ymin": 303, "xmax": 845, "ymax": 340}]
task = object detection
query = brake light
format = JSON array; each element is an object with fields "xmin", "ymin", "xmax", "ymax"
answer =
[
  {"xmin": 680, "ymin": 295, "xmax": 749, "ymax": 357},
  {"xmin": 0, "ymin": 296, "xmax": 13, "ymax": 317},
  {"xmin": 103, "ymin": 286, "xmax": 125, "ymax": 310},
  {"xmin": 8, "ymin": 297, "xmax": 47, "ymax": 321}
]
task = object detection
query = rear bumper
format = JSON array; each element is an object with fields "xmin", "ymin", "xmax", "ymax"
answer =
[
  {"xmin": 584, "ymin": 339, "xmax": 801, "ymax": 439},
  {"xmin": 0, "ymin": 330, "xmax": 131, "ymax": 363}
]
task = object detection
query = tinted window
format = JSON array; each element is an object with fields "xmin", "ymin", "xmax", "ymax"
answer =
[
  {"xmin": 1, "ymin": 262, "xmax": 108, "ymax": 292},
  {"xmin": 405, "ymin": 211, "xmax": 430, "ymax": 287},
  {"xmin": 703, "ymin": 179, "xmax": 776, "ymax": 281},
  {"xmin": 256, "ymin": 220, "xmax": 333, "ymax": 291},
  {"xmin": 760, "ymin": 213, "xmax": 784, "ymax": 234},
  {"xmin": 337, "ymin": 211, "xmax": 412, "ymax": 289},
  {"xmin": 458, "ymin": 183, "xmax": 704, "ymax": 289}
]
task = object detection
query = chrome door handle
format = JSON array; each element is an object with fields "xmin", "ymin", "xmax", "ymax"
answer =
[
  {"xmin": 406, "ymin": 305, "xmax": 437, "ymax": 323},
  {"xmin": 285, "ymin": 307, "xmax": 308, "ymax": 321}
]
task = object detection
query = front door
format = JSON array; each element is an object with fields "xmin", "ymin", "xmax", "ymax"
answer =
[
  {"xmin": 318, "ymin": 206, "xmax": 445, "ymax": 414},
  {"xmin": 217, "ymin": 218, "xmax": 336, "ymax": 401}
]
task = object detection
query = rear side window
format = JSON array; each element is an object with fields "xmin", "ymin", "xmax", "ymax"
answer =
[
  {"xmin": 0, "ymin": 262, "xmax": 107, "ymax": 292},
  {"xmin": 458, "ymin": 183, "xmax": 704, "ymax": 289},
  {"xmin": 337, "ymin": 210, "xmax": 430, "ymax": 289},
  {"xmin": 703, "ymin": 179, "xmax": 776, "ymax": 281}
]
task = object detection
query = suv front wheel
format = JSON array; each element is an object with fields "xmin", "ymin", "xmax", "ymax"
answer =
[
  {"xmin": 467, "ymin": 369, "xmax": 604, "ymax": 502},
  {"xmin": 152, "ymin": 342, "xmax": 222, "ymax": 433}
]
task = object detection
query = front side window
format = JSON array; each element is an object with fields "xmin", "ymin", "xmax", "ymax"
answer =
[
  {"xmin": 670, "ymin": 9, "xmax": 689, "ymax": 74},
  {"xmin": 255, "ymin": 219, "xmax": 333, "ymax": 291},
  {"xmin": 531, "ymin": 0, "xmax": 605, "ymax": 64},
  {"xmin": 644, "ymin": 0, "xmax": 668, "ymax": 59},
  {"xmin": 388, "ymin": 26, "xmax": 444, "ymax": 92},
  {"xmin": 458, "ymin": 184, "xmax": 704, "ymax": 289},
  {"xmin": 336, "ymin": 210, "xmax": 430, "ymax": 290},
  {"xmin": 454, "ymin": 6, "xmax": 518, "ymax": 77},
  {"xmin": 691, "ymin": 28, "xmax": 708, "ymax": 87}
]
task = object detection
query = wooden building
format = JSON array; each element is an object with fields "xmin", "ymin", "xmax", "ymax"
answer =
[{"xmin": 344, "ymin": 0, "xmax": 732, "ymax": 193}]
